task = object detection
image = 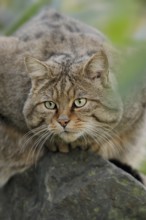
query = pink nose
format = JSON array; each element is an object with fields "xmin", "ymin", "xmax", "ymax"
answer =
[{"xmin": 58, "ymin": 115, "xmax": 70, "ymax": 128}]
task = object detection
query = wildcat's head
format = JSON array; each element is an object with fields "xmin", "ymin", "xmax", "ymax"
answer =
[{"xmin": 23, "ymin": 49, "xmax": 123, "ymax": 144}]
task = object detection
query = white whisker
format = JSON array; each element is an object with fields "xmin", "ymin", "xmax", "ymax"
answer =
[
  {"xmin": 25, "ymin": 130, "xmax": 51, "ymax": 165},
  {"xmin": 20, "ymin": 126, "xmax": 47, "ymax": 151},
  {"xmin": 83, "ymin": 123, "xmax": 123, "ymax": 156}
]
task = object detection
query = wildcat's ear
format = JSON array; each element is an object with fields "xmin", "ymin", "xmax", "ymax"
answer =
[
  {"xmin": 83, "ymin": 49, "xmax": 109, "ymax": 86},
  {"xmin": 25, "ymin": 56, "xmax": 51, "ymax": 79}
]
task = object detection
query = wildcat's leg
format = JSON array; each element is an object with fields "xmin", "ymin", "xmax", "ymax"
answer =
[{"xmin": 0, "ymin": 121, "xmax": 45, "ymax": 187}]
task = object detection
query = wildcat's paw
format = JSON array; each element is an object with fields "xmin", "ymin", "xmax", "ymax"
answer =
[
  {"xmin": 70, "ymin": 141, "xmax": 88, "ymax": 151},
  {"xmin": 45, "ymin": 142, "xmax": 70, "ymax": 153},
  {"xmin": 58, "ymin": 143, "xmax": 70, "ymax": 153}
]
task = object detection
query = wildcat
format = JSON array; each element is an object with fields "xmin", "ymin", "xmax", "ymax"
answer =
[{"xmin": 0, "ymin": 8, "xmax": 146, "ymax": 187}]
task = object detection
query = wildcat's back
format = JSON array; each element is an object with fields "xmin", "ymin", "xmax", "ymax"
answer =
[{"xmin": 14, "ymin": 8, "xmax": 106, "ymax": 44}]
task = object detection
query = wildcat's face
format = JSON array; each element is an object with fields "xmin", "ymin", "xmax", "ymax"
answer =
[{"xmin": 23, "ymin": 50, "xmax": 123, "ymax": 144}]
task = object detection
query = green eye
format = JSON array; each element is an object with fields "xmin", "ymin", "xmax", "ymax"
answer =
[
  {"xmin": 74, "ymin": 98, "xmax": 87, "ymax": 108},
  {"xmin": 44, "ymin": 101, "xmax": 56, "ymax": 109}
]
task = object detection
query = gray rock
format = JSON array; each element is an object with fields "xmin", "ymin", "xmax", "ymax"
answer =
[{"xmin": 0, "ymin": 150, "xmax": 146, "ymax": 220}]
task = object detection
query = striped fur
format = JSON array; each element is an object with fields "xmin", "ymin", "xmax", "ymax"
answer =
[{"xmin": 0, "ymin": 8, "xmax": 146, "ymax": 186}]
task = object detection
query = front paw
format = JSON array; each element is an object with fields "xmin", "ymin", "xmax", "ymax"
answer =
[
  {"xmin": 71, "ymin": 141, "xmax": 100, "ymax": 153},
  {"xmin": 58, "ymin": 143, "xmax": 70, "ymax": 153},
  {"xmin": 70, "ymin": 141, "xmax": 89, "ymax": 151},
  {"xmin": 45, "ymin": 141, "xmax": 70, "ymax": 153}
]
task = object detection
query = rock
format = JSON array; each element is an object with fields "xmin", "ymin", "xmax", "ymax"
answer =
[{"xmin": 0, "ymin": 150, "xmax": 146, "ymax": 220}]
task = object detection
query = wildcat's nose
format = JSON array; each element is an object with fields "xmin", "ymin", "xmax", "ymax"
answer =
[{"xmin": 58, "ymin": 114, "xmax": 70, "ymax": 128}]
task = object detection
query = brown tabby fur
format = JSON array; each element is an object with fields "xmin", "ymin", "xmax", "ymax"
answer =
[{"xmin": 0, "ymin": 8, "xmax": 146, "ymax": 186}]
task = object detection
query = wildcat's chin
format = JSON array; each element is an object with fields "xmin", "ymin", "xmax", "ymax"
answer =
[{"xmin": 59, "ymin": 131, "xmax": 83, "ymax": 143}]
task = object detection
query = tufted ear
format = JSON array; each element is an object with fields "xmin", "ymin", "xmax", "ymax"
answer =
[
  {"xmin": 25, "ymin": 56, "xmax": 52, "ymax": 80},
  {"xmin": 83, "ymin": 50, "xmax": 109, "ymax": 86}
]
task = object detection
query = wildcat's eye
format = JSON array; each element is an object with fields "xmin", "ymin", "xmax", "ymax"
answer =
[
  {"xmin": 44, "ymin": 101, "xmax": 56, "ymax": 109},
  {"xmin": 74, "ymin": 98, "xmax": 87, "ymax": 108}
]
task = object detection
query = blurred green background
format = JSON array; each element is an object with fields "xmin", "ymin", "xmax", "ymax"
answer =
[{"xmin": 0, "ymin": 0, "xmax": 146, "ymax": 172}]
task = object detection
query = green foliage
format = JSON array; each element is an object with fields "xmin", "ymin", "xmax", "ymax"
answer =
[
  {"xmin": 3, "ymin": 0, "xmax": 52, "ymax": 35},
  {"xmin": 118, "ymin": 44, "xmax": 146, "ymax": 96}
]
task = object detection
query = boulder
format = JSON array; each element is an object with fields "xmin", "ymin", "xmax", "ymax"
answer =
[{"xmin": 0, "ymin": 150, "xmax": 146, "ymax": 220}]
